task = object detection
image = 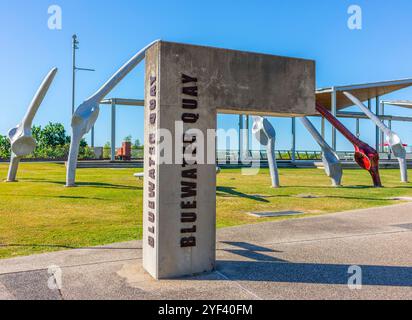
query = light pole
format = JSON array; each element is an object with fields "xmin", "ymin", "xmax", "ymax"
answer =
[{"xmin": 71, "ymin": 34, "xmax": 96, "ymax": 145}]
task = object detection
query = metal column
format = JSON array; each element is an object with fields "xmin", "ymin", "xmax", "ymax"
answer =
[
  {"xmin": 245, "ymin": 115, "xmax": 250, "ymax": 159},
  {"xmin": 331, "ymin": 87, "xmax": 337, "ymax": 150},
  {"xmin": 321, "ymin": 117, "xmax": 325, "ymax": 139},
  {"xmin": 111, "ymin": 101, "xmax": 116, "ymax": 161},
  {"xmin": 91, "ymin": 126, "xmax": 95, "ymax": 147},
  {"xmin": 380, "ymin": 101, "xmax": 385, "ymax": 152},
  {"xmin": 291, "ymin": 117, "xmax": 296, "ymax": 162},
  {"xmin": 356, "ymin": 119, "xmax": 360, "ymax": 138},
  {"xmin": 375, "ymin": 97, "xmax": 380, "ymax": 151},
  {"xmin": 238, "ymin": 115, "xmax": 243, "ymax": 162}
]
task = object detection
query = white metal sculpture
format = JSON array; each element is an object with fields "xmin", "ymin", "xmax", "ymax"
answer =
[
  {"xmin": 66, "ymin": 40, "xmax": 159, "ymax": 187},
  {"xmin": 343, "ymin": 91, "xmax": 408, "ymax": 183},
  {"xmin": 252, "ymin": 116, "xmax": 280, "ymax": 188},
  {"xmin": 7, "ymin": 68, "xmax": 58, "ymax": 182},
  {"xmin": 300, "ymin": 117, "xmax": 343, "ymax": 186}
]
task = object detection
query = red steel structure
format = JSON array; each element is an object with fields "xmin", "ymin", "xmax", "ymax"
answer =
[
  {"xmin": 116, "ymin": 142, "xmax": 132, "ymax": 161},
  {"xmin": 316, "ymin": 103, "xmax": 382, "ymax": 187}
]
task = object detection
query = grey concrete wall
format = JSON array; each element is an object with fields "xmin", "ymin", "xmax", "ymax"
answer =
[{"xmin": 158, "ymin": 41, "xmax": 315, "ymax": 116}]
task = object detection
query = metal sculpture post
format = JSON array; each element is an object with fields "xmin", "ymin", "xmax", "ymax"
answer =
[
  {"xmin": 300, "ymin": 117, "xmax": 342, "ymax": 186},
  {"xmin": 7, "ymin": 68, "xmax": 58, "ymax": 182},
  {"xmin": 343, "ymin": 91, "xmax": 408, "ymax": 183},
  {"xmin": 316, "ymin": 103, "xmax": 382, "ymax": 187},
  {"xmin": 66, "ymin": 40, "xmax": 159, "ymax": 187},
  {"xmin": 252, "ymin": 116, "xmax": 280, "ymax": 188}
]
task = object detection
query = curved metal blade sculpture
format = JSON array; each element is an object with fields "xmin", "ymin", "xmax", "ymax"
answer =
[
  {"xmin": 66, "ymin": 40, "xmax": 159, "ymax": 187},
  {"xmin": 7, "ymin": 68, "xmax": 58, "ymax": 182},
  {"xmin": 343, "ymin": 91, "xmax": 408, "ymax": 183},
  {"xmin": 252, "ymin": 116, "xmax": 280, "ymax": 188},
  {"xmin": 300, "ymin": 117, "xmax": 343, "ymax": 186},
  {"xmin": 316, "ymin": 103, "xmax": 382, "ymax": 187}
]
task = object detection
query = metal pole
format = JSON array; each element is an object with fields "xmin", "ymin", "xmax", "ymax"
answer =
[
  {"xmin": 321, "ymin": 117, "xmax": 325, "ymax": 139},
  {"xmin": 239, "ymin": 115, "xmax": 243, "ymax": 162},
  {"xmin": 71, "ymin": 35, "xmax": 78, "ymax": 115},
  {"xmin": 375, "ymin": 96, "xmax": 380, "ymax": 151},
  {"xmin": 356, "ymin": 118, "xmax": 360, "ymax": 138},
  {"xmin": 111, "ymin": 101, "xmax": 116, "ymax": 161},
  {"xmin": 380, "ymin": 101, "xmax": 385, "ymax": 153},
  {"xmin": 291, "ymin": 117, "xmax": 296, "ymax": 162},
  {"xmin": 245, "ymin": 115, "xmax": 250, "ymax": 159},
  {"xmin": 331, "ymin": 87, "xmax": 337, "ymax": 150},
  {"xmin": 91, "ymin": 126, "xmax": 95, "ymax": 148}
]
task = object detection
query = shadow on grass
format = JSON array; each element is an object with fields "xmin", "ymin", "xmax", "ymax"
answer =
[
  {"xmin": 1, "ymin": 194, "xmax": 108, "ymax": 201},
  {"xmin": 217, "ymin": 187, "xmax": 270, "ymax": 203},
  {"xmin": 24, "ymin": 178, "xmax": 141, "ymax": 191}
]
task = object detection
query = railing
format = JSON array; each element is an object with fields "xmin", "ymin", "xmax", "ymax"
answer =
[{"xmin": 98, "ymin": 148, "xmax": 412, "ymax": 162}]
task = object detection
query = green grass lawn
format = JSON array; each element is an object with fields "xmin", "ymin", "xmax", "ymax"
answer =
[{"xmin": 0, "ymin": 162, "xmax": 411, "ymax": 259}]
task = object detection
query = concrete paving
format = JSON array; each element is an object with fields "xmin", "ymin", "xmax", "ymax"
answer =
[{"xmin": 0, "ymin": 202, "xmax": 411, "ymax": 300}]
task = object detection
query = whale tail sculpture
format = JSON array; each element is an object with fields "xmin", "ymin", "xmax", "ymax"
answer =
[
  {"xmin": 252, "ymin": 116, "xmax": 280, "ymax": 188},
  {"xmin": 66, "ymin": 40, "xmax": 159, "ymax": 187},
  {"xmin": 316, "ymin": 103, "xmax": 382, "ymax": 187},
  {"xmin": 7, "ymin": 67, "xmax": 58, "ymax": 182},
  {"xmin": 343, "ymin": 91, "xmax": 408, "ymax": 183},
  {"xmin": 300, "ymin": 117, "xmax": 343, "ymax": 186}
]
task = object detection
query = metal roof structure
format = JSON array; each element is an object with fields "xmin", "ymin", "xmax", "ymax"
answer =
[
  {"xmin": 382, "ymin": 100, "xmax": 412, "ymax": 109},
  {"xmin": 316, "ymin": 78, "xmax": 412, "ymax": 110}
]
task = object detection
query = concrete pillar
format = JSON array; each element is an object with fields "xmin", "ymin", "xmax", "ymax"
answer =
[
  {"xmin": 111, "ymin": 101, "xmax": 116, "ymax": 161},
  {"xmin": 143, "ymin": 43, "xmax": 217, "ymax": 279}
]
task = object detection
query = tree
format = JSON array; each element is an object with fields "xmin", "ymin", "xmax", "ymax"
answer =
[
  {"xmin": 134, "ymin": 139, "xmax": 141, "ymax": 148},
  {"xmin": 37, "ymin": 122, "xmax": 68, "ymax": 148},
  {"xmin": 0, "ymin": 135, "xmax": 11, "ymax": 159},
  {"xmin": 124, "ymin": 135, "xmax": 132, "ymax": 143}
]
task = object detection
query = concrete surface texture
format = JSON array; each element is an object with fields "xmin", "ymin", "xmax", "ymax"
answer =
[{"xmin": 0, "ymin": 202, "xmax": 411, "ymax": 300}]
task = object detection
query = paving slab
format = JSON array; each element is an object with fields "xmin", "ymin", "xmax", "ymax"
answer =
[{"xmin": 0, "ymin": 203, "xmax": 411, "ymax": 300}]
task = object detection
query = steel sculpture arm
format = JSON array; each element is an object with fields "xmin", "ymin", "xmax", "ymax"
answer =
[
  {"xmin": 66, "ymin": 40, "xmax": 159, "ymax": 187},
  {"xmin": 300, "ymin": 117, "xmax": 342, "ymax": 186},
  {"xmin": 7, "ymin": 67, "xmax": 58, "ymax": 182},
  {"xmin": 316, "ymin": 103, "xmax": 382, "ymax": 187},
  {"xmin": 252, "ymin": 116, "xmax": 280, "ymax": 188},
  {"xmin": 343, "ymin": 91, "xmax": 408, "ymax": 183}
]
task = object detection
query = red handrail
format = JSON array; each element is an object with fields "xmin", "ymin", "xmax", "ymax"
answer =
[{"xmin": 316, "ymin": 103, "xmax": 382, "ymax": 187}]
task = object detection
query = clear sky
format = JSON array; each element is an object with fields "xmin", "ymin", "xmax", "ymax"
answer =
[{"xmin": 1, "ymin": 0, "xmax": 412, "ymax": 151}]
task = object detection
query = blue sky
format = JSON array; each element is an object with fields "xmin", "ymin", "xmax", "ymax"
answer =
[{"xmin": 1, "ymin": 0, "xmax": 412, "ymax": 151}]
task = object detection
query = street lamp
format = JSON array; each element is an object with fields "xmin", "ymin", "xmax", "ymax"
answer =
[{"xmin": 71, "ymin": 34, "xmax": 96, "ymax": 145}]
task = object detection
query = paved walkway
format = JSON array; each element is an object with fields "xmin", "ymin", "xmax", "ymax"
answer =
[{"xmin": 0, "ymin": 203, "xmax": 411, "ymax": 300}]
